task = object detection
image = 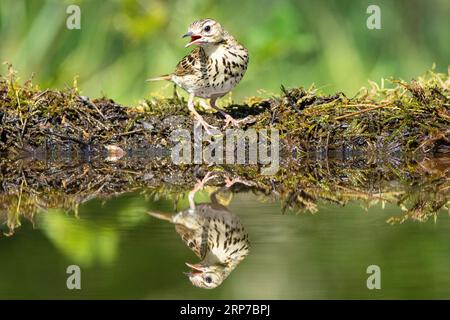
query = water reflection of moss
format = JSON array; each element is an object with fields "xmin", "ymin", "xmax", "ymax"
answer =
[
  {"xmin": 0, "ymin": 155, "xmax": 448, "ymax": 238},
  {"xmin": 273, "ymin": 157, "xmax": 449, "ymax": 224}
]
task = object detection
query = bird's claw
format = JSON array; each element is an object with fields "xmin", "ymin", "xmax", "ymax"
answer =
[
  {"xmin": 223, "ymin": 115, "xmax": 256, "ymax": 129},
  {"xmin": 223, "ymin": 114, "xmax": 241, "ymax": 129},
  {"xmin": 196, "ymin": 119, "xmax": 218, "ymax": 135},
  {"xmin": 194, "ymin": 171, "xmax": 217, "ymax": 191},
  {"xmin": 189, "ymin": 171, "xmax": 218, "ymax": 210},
  {"xmin": 224, "ymin": 176, "xmax": 256, "ymax": 188}
]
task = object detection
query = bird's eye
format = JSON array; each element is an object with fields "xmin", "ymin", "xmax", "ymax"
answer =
[
  {"xmin": 205, "ymin": 276, "xmax": 212, "ymax": 284},
  {"xmin": 204, "ymin": 25, "xmax": 211, "ymax": 32}
]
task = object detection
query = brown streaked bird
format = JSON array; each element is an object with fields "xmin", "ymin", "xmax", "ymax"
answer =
[
  {"xmin": 147, "ymin": 19, "xmax": 249, "ymax": 133},
  {"xmin": 148, "ymin": 173, "xmax": 250, "ymax": 289}
]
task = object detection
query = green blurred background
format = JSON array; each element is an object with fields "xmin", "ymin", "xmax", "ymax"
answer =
[{"xmin": 0, "ymin": 0, "xmax": 449, "ymax": 105}]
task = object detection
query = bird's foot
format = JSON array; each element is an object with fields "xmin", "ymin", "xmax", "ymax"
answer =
[
  {"xmin": 193, "ymin": 171, "xmax": 217, "ymax": 192},
  {"xmin": 223, "ymin": 114, "xmax": 241, "ymax": 129},
  {"xmin": 224, "ymin": 175, "xmax": 256, "ymax": 188},
  {"xmin": 223, "ymin": 115, "xmax": 256, "ymax": 129},
  {"xmin": 189, "ymin": 171, "xmax": 218, "ymax": 210},
  {"xmin": 195, "ymin": 118, "xmax": 218, "ymax": 135}
]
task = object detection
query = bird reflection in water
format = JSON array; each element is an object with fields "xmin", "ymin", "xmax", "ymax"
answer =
[{"xmin": 148, "ymin": 172, "xmax": 250, "ymax": 289}]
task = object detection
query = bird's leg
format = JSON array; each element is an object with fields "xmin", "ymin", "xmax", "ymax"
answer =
[
  {"xmin": 188, "ymin": 172, "xmax": 217, "ymax": 210},
  {"xmin": 187, "ymin": 93, "xmax": 217, "ymax": 135},
  {"xmin": 209, "ymin": 97, "xmax": 241, "ymax": 129}
]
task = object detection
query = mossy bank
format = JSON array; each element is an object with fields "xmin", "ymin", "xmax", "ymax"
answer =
[{"xmin": 0, "ymin": 66, "xmax": 449, "ymax": 158}]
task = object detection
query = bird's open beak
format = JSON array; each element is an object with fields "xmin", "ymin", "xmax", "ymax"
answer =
[
  {"xmin": 182, "ymin": 32, "xmax": 203, "ymax": 47},
  {"xmin": 184, "ymin": 262, "xmax": 204, "ymax": 276}
]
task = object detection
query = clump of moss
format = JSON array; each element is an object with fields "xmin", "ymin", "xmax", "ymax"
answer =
[
  {"xmin": 0, "ymin": 64, "xmax": 449, "ymax": 156},
  {"xmin": 275, "ymin": 69, "xmax": 449, "ymax": 155}
]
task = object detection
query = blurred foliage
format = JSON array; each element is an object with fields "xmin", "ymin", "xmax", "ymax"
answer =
[
  {"xmin": 40, "ymin": 209, "xmax": 120, "ymax": 267},
  {"xmin": 0, "ymin": 0, "xmax": 449, "ymax": 105}
]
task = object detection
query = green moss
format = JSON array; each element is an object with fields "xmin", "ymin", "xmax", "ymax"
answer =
[{"xmin": 1, "ymin": 65, "xmax": 449, "ymax": 155}]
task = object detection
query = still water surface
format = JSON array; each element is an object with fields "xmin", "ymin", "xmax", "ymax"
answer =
[{"xmin": 1, "ymin": 188, "xmax": 449, "ymax": 299}]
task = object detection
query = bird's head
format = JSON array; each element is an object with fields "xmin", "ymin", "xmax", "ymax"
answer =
[
  {"xmin": 182, "ymin": 19, "xmax": 226, "ymax": 48},
  {"xmin": 184, "ymin": 262, "xmax": 230, "ymax": 289}
]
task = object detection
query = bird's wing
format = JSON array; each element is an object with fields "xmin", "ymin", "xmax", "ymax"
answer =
[
  {"xmin": 173, "ymin": 47, "xmax": 203, "ymax": 77},
  {"xmin": 175, "ymin": 224, "xmax": 203, "ymax": 259},
  {"xmin": 199, "ymin": 224, "xmax": 209, "ymax": 259}
]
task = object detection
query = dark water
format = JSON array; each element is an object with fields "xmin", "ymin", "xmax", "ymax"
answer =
[{"xmin": 1, "ymin": 185, "xmax": 449, "ymax": 299}]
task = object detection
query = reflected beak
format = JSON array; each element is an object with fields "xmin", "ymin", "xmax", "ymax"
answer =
[
  {"xmin": 182, "ymin": 32, "xmax": 203, "ymax": 47},
  {"xmin": 184, "ymin": 262, "xmax": 204, "ymax": 276}
]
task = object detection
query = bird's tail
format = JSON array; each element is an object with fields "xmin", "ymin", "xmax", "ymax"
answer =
[
  {"xmin": 146, "ymin": 74, "xmax": 172, "ymax": 82},
  {"xmin": 147, "ymin": 211, "xmax": 174, "ymax": 223}
]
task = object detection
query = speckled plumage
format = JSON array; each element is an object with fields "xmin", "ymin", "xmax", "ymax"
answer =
[
  {"xmin": 172, "ymin": 33, "xmax": 249, "ymax": 99},
  {"xmin": 149, "ymin": 200, "xmax": 249, "ymax": 289},
  {"xmin": 175, "ymin": 202, "xmax": 249, "ymax": 267},
  {"xmin": 148, "ymin": 174, "xmax": 250, "ymax": 289},
  {"xmin": 147, "ymin": 19, "xmax": 249, "ymax": 132}
]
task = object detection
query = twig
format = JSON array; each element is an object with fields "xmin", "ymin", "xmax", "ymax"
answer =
[
  {"xmin": 79, "ymin": 96, "xmax": 106, "ymax": 120},
  {"xmin": 45, "ymin": 131, "xmax": 89, "ymax": 146},
  {"xmin": 116, "ymin": 129, "xmax": 143, "ymax": 136},
  {"xmin": 335, "ymin": 104, "xmax": 388, "ymax": 120}
]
